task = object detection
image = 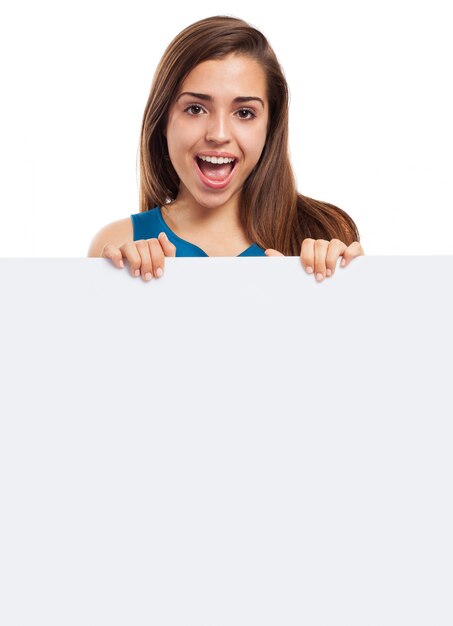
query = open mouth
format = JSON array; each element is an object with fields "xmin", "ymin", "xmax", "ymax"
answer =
[{"xmin": 194, "ymin": 156, "xmax": 238, "ymax": 188}]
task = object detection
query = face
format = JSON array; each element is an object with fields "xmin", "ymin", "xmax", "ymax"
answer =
[{"xmin": 164, "ymin": 54, "xmax": 269, "ymax": 212}]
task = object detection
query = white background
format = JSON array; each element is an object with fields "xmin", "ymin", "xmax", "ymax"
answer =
[{"xmin": 1, "ymin": 0, "xmax": 452, "ymax": 257}]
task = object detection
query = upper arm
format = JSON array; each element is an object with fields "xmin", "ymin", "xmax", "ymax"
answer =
[{"xmin": 87, "ymin": 217, "xmax": 134, "ymax": 257}]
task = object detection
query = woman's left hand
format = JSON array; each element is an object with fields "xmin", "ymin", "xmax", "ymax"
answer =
[{"xmin": 265, "ymin": 238, "xmax": 365, "ymax": 281}]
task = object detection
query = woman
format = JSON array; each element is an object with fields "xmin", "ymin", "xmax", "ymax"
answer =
[{"xmin": 88, "ymin": 15, "xmax": 364, "ymax": 282}]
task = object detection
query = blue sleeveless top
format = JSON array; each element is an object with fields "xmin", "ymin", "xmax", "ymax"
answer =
[{"xmin": 130, "ymin": 206, "xmax": 266, "ymax": 257}]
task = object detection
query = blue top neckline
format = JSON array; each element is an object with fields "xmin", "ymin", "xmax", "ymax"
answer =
[{"xmin": 155, "ymin": 205, "xmax": 261, "ymax": 257}]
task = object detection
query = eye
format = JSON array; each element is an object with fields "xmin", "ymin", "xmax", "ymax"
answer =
[
  {"xmin": 237, "ymin": 108, "xmax": 256, "ymax": 120},
  {"xmin": 184, "ymin": 104, "xmax": 205, "ymax": 116}
]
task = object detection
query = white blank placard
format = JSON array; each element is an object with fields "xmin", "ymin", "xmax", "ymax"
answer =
[{"xmin": 0, "ymin": 256, "xmax": 452, "ymax": 625}]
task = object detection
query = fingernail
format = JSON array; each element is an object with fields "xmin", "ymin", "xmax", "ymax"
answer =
[
  {"xmin": 160, "ymin": 232, "xmax": 168, "ymax": 241},
  {"xmin": 145, "ymin": 272, "xmax": 152, "ymax": 281},
  {"xmin": 306, "ymin": 266, "xmax": 313, "ymax": 274},
  {"xmin": 119, "ymin": 260, "xmax": 124, "ymax": 268},
  {"xmin": 134, "ymin": 269, "xmax": 140, "ymax": 277},
  {"xmin": 316, "ymin": 273, "xmax": 324, "ymax": 281},
  {"xmin": 155, "ymin": 268, "xmax": 163, "ymax": 278},
  {"xmin": 341, "ymin": 258, "xmax": 346, "ymax": 267},
  {"xmin": 326, "ymin": 269, "xmax": 332, "ymax": 277}
]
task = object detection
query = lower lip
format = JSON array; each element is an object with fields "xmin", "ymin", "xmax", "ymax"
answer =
[{"xmin": 194, "ymin": 158, "xmax": 238, "ymax": 190}]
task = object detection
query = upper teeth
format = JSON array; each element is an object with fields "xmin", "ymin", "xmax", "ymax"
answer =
[{"xmin": 198, "ymin": 155, "xmax": 235, "ymax": 164}]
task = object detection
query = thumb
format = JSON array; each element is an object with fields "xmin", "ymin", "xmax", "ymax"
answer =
[{"xmin": 265, "ymin": 248, "xmax": 284, "ymax": 256}]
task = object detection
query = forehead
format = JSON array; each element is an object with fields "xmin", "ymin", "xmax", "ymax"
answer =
[{"xmin": 179, "ymin": 54, "xmax": 267, "ymax": 97}]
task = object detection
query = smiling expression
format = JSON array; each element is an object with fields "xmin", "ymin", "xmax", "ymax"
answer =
[{"xmin": 164, "ymin": 53, "xmax": 269, "ymax": 211}]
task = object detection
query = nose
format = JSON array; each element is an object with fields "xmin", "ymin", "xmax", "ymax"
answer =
[{"xmin": 205, "ymin": 110, "xmax": 231, "ymax": 144}]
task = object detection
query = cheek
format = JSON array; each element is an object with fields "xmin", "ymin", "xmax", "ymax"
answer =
[
  {"xmin": 239, "ymin": 124, "xmax": 267, "ymax": 154},
  {"xmin": 167, "ymin": 120, "xmax": 200, "ymax": 154},
  {"xmin": 245, "ymin": 138, "xmax": 267, "ymax": 166}
]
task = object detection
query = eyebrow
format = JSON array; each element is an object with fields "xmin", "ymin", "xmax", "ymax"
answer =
[{"xmin": 176, "ymin": 91, "xmax": 265, "ymax": 108}]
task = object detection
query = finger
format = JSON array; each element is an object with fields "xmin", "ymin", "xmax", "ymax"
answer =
[
  {"xmin": 158, "ymin": 231, "xmax": 177, "ymax": 257},
  {"xmin": 265, "ymin": 248, "xmax": 284, "ymax": 256},
  {"xmin": 102, "ymin": 242, "xmax": 125, "ymax": 269},
  {"xmin": 340, "ymin": 242, "xmax": 365, "ymax": 268},
  {"xmin": 325, "ymin": 239, "xmax": 348, "ymax": 277},
  {"xmin": 313, "ymin": 240, "xmax": 329, "ymax": 281},
  {"xmin": 119, "ymin": 241, "xmax": 147, "ymax": 278},
  {"xmin": 300, "ymin": 238, "xmax": 315, "ymax": 273},
  {"xmin": 135, "ymin": 240, "xmax": 155, "ymax": 281},
  {"xmin": 148, "ymin": 237, "xmax": 165, "ymax": 278}
]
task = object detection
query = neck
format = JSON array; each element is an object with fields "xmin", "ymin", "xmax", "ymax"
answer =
[{"xmin": 163, "ymin": 190, "xmax": 243, "ymax": 236}]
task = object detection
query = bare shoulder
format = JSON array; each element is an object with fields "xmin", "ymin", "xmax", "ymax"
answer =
[{"xmin": 87, "ymin": 217, "xmax": 133, "ymax": 257}]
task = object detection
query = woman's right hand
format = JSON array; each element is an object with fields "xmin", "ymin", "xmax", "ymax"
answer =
[{"xmin": 102, "ymin": 232, "xmax": 177, "ymax": 281}]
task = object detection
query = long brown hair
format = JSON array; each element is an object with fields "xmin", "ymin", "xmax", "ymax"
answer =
[{"xmin": 139, "ymin": 15, "xmax": 360, "ymax": 254}]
